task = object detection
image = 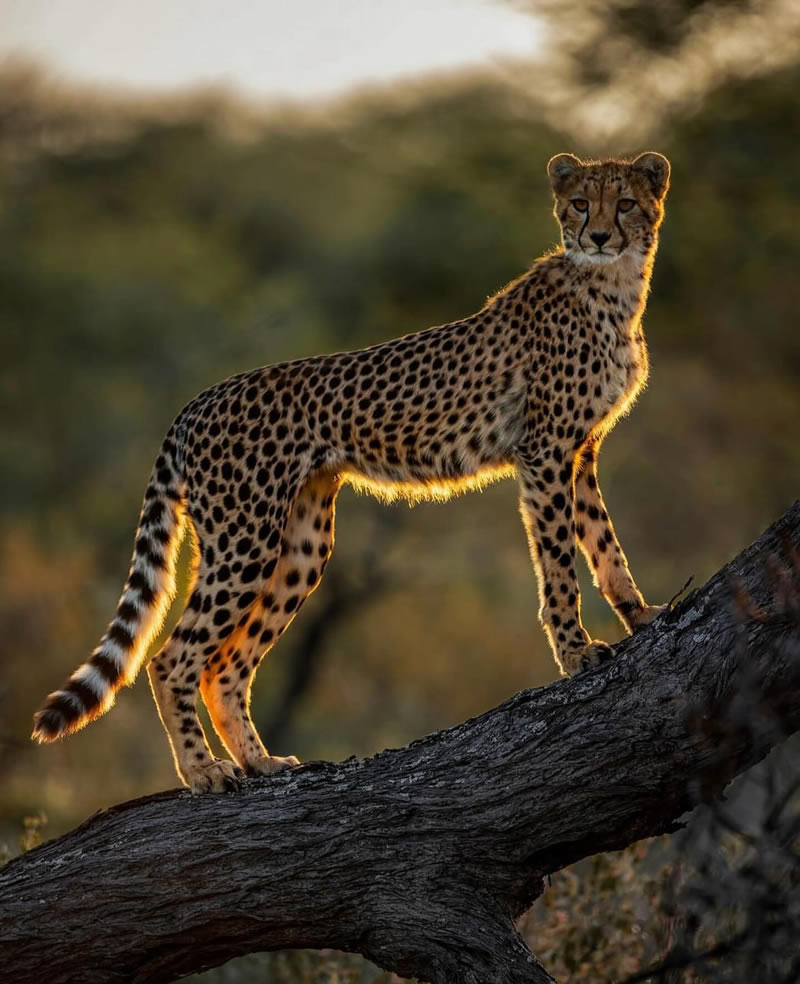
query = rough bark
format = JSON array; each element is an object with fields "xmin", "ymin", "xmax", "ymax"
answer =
[{"xmin": 1, "ymin": 501, "xmax": 799, "ymax": 984}]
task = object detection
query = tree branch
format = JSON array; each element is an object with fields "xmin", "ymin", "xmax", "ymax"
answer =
[{"xmin": 2, "ymin": 501, "xmax": 799, "ymax": 984}]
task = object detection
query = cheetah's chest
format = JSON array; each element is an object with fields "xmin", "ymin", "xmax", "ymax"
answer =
[{"xmin": 599, "ymin": 327, "xmax": 648, "ymax": 419}]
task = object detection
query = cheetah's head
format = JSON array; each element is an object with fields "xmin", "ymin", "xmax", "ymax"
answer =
[{"xmin": 547, "ymin": 152, "xmax": 670, "ymax": 266}]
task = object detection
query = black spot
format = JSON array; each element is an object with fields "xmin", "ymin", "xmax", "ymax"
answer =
[
  {"xmin": 108, "ymin": 621, "xmax": 135, "ymax": 650},
  {"xmin": 66, "ymin": 681, "xmax": 99, "ymax": 713},
  {"xmin": 241, "ymin": 562, "xmax": 260, "ymax": 583},
  {"xmin": 145, "ymin": 500, "xmax": 165, "ymax": 524},
  {"xmin": 90, "ymin": 652, "xmax": 122, "ymax": 684},
  {"xmin": 117, "ymin": 601, "xmax": 138, "ymax": 621}
]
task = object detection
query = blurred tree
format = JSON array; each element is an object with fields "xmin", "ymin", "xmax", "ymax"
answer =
[{"xmin": 503, "ymin": 0, "xmax": 800, "ymax": 143}]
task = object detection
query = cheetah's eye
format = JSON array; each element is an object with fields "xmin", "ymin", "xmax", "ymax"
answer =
[
  {"xmin": 617, "ymin": 198, "xmax": 636, "ymax": 213},
  {"xmin": 571, "ymin": 198, "xmax": 589, "ymax": 213}
]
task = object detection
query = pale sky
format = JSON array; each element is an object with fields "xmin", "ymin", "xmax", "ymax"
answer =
[{"xmin": 0, "ymin": 0, "xmax": 539, "ymax": 101}]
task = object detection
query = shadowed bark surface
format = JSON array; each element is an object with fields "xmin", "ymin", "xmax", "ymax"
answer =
[{"xmin": 1, "ymin": 501, "xmax": 799, "ymax": 984}]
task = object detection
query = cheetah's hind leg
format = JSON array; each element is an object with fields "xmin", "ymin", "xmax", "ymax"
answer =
[
  {"xmin": 147, "ymin": 583, "xmax": 247, "ymax": 794},
  {"xmin": 200, "ymin": 471, "xmax": 340, "ymax": 777}
]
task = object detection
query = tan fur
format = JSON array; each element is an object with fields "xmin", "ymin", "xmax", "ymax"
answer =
[{"xmin": 33, "ymin": 153, "xmax": 670, "ymax": 792}]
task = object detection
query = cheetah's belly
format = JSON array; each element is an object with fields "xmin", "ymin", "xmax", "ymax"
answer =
[{"xmin": 338, "ymin": 370, "xmax": 526, "ymax": 502}]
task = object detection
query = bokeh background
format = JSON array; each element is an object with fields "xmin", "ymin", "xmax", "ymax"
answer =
[{"xmin": 1, "ymin": 1, "xmax": 799, "ymax": 979}]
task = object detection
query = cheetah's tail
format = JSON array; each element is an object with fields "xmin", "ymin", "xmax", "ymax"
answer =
[{"xmin": 32, "ymin": 441, "xmax": 187, "ymax": 743}]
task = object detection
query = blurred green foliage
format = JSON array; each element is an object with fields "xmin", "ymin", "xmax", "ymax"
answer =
[{"xmin": 0, "ymin": 51, "xmax": 799, "ymax": 982}]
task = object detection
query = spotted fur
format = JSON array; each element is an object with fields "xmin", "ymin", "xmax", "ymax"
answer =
[{"xmin": 33, "ymin": 152, "xmax": 670, "ymax": 793}]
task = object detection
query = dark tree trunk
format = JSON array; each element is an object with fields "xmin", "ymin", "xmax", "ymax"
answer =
[{"xmin": 2, "ymin": 501, "xmax": 799, "ymax": 984}]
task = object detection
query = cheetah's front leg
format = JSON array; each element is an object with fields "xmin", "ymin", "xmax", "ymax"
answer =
[
  {"xmin": 573, "ymin": 441, "xmax": 666, "ymax": 633},
  {"xmin": 516, "ymin": 445, "xmax": 613, "ymax": 677}
]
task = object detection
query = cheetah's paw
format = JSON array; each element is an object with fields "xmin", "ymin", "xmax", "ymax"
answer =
[
  {"xmin": 562, "ymin": 640, "xmax": 615, "ymax": 676},
  {"xmin": 186, "ymin": 758, "xmax": 244, "ymax": 795},
  {"xmin": 630, "ymin": 604, "xmax": 668, "ymax": 630},
  {"xmin": 580, "ymin": 640, "xmax": 615, "ymax": 672},
  {"xmin": 244, "ymin": 753, "xmax": 300, "ymax": 778}
]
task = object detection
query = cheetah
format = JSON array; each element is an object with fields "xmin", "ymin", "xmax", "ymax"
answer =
[{"xmin": 32, "ymin": 152, "xmax": 670, "ymax": 793}]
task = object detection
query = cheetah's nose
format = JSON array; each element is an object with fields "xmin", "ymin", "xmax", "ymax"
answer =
[{"xmin": 589, "ymin": 231, "xmax": 611, "ymax": 247}]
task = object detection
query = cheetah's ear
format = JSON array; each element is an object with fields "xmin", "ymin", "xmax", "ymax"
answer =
[
  {"xmin": 547, "ymin": 153, "xmax": 583, "ymax": 193},
  {"xmin": 632, "ymin": 152, "xmax": 671, "ymax": 199}
]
